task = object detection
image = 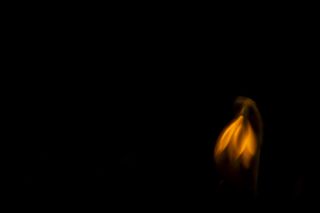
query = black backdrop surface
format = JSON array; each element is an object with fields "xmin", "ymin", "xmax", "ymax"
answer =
[{"xmin": 17, "ymin": 19, "xmax": 319, "ymax": 206}]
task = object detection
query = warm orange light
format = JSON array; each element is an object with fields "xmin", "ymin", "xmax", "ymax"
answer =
[{"xmin": 214, "ymin": 114, "xmax": 257, "ymax": 169}]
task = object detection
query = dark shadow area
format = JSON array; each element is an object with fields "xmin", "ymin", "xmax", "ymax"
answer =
[{"xmin": 17, "ymin": 17, "xmax": 318, "ymax": 208}]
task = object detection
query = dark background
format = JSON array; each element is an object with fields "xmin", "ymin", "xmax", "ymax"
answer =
[
  {"xmin": 19, "ymin": 75, "xmax": 317, "ymax": 204},
  {"xmin": 16, "ymin": 11, "xmax": 319, "ymax": 206}
]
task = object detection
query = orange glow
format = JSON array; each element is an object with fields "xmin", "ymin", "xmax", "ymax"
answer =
[{"xmin": 214, "ymin": 114, "xmax": 257, "ymax": 169}]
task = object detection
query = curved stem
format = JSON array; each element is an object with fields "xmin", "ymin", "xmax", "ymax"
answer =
[{"xmin": 236, "ymin": 96, "xmax": 263, "ymax": 196}]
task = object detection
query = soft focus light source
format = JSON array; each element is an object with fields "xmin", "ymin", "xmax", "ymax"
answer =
[
  {"xmin": 214, "ymin": 96, "xmax": 263, "ymax": 194},
  {"xmin": 214, "ymin": 114, "xmax": 257, "ymax": 168}
]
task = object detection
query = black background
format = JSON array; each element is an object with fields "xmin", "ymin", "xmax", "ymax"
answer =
[{"xmin": 16, "ymin": 11, "xmax": 320, "ymax": 207}]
